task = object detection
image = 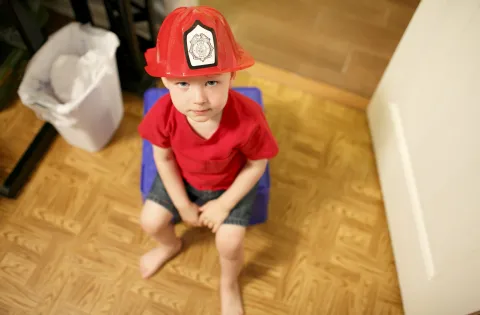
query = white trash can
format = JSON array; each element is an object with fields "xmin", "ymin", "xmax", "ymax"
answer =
[{"xmin": 18, "ymin": 22, "xmax": 124, "ymax": 152}]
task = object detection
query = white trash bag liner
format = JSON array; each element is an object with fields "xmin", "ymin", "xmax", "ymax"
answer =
[{"xmin": 18, "ymin": 22, "xmax": 124, "ymax": 152}]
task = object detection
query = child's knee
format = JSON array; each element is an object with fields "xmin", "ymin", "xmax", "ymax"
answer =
[
  {"xmin": 140, "ymin": 200, "xmax": 173, "ymax": 235},
  {"xmin": 215, "ymin": 225, "xmax": 246, "ymax": 260}
]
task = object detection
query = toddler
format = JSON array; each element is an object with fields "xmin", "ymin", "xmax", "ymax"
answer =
[{"xmin": 137, "ymin": 6, "xmax": 279, "ymax": 315}]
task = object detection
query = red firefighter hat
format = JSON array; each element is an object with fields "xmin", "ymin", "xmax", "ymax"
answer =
[{"xmin": 144, "ymin": 6, "xmax": 255, "ymax": 78}]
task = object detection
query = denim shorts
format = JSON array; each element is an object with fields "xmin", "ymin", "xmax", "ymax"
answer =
[{"xmin": 146, "ymin": 173, "xmax": 258, "ymax": 226}]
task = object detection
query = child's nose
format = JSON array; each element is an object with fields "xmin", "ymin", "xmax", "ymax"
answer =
[{"xmin": 193, "ymin": 87, "xmax": 207, "ymax": 104}]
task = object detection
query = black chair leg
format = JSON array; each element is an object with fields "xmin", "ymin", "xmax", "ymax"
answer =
[{"xmin": 0, "ymin": 0, "xmax": 58, "ymax": 199}]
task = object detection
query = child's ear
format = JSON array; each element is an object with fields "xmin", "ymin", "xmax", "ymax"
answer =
[
  {"xmin": 161, "ymin": 77, "xmax": 170, "ymax": 89},
  {"xmin": 229, "ymin": 72, "xmax": 236, "ymax": 87}
]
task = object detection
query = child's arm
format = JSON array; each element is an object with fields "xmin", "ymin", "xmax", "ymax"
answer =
[
  {"xmin": 218, "ymin": 158, "xmax": 268, "ymax": 210},
  {"xmin": 199, "ymin": 158, "xmax": 268, "ymax": 232},
  {"xmin": 153, "ymin": 145, "xmax": 200, "ymax": 226}
]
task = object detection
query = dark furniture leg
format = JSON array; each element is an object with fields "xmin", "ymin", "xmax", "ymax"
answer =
[
  {"xmin": 5, "ymin": 0, "xmax": 44, "ymax": 53},
  {"xmin": 103, "ymin": 0, "xmax": 156, "ymax": 95},
  {"xmin": 0, "ymin": 123, "xmax": 57, "ymax": 198},
  {"xmin": 69, "ymin": 0, "xmax": 93, "ymax": 25},
  {"xmin": 1, "ymin": 0, "xmax": 57, "ymax": 199}
]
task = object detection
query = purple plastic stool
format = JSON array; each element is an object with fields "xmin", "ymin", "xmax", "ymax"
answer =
[{"xmin": 140, "ymin": 87, "xmax": 270, "ymax": 225}]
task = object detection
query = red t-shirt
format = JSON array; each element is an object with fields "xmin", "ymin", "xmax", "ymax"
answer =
[{"xmin": 138, "ymin": 89, "xmax": 279, "ymax": 191}]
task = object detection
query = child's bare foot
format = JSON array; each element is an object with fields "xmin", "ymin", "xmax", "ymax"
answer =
[
  {"xmin": 220, "ymin": 280, "xmax": 244, "ymax": 315},
  {"xmin": 140, "ymin": 239, "xmax": 182, "ymax": 279}
]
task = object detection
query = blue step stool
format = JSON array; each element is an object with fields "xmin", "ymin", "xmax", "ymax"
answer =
[{"xmin": 140, "ymin": 87, "xmax": 270, "ymax": 225}]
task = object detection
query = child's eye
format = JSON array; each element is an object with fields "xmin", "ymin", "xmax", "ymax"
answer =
[
  {"xmin": 176, "ymin": 82, "xmax": 189, "ymax": 87},
  {"xmin": 206, "ymin": 81, "xmax": 218, "ymax": 86}
]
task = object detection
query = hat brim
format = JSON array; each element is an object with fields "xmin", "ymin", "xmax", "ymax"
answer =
[{"xmin": 144, "ymin": 47, "xmax": 255, "ymax": 78}]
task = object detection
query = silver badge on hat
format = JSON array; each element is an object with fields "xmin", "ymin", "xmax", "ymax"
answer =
[{"xmin": 184, "ymin": 21, "xmax": 218, "ymax": 69}]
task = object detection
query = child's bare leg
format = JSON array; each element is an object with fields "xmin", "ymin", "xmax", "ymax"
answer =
[
  {"xmin": 215, "ymin": 224, "xmax": 246, "ymax": 315},
  {"xmin": 140, "ymin": 200, "xmax": 182, "ymax": 279}
]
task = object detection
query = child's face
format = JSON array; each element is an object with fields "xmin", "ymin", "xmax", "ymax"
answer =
[{"xmin": 162, "ymin": 72, "xmax": 234, "ymax": 123}]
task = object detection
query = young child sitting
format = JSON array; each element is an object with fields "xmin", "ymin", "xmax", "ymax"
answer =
[{"xmin": 137, "ymin": 6, "xmax": 279, "ymax": 315}]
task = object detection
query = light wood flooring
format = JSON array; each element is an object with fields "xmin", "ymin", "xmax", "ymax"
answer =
[
  {"xmin": 201, "ymin": 0, "xmax": 419, "ymax": 98},
  {"xmin": 0, "ymin": 63, "xmax": 402, "ymax": 314}
]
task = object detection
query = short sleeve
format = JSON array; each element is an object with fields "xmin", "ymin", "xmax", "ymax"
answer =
[
  {"xmin": 240, "ymin": 119, "xmax": 279, "ymax": 160},
  {"xmin": 137, "ymin": 97, "xmax": 172, "ymax": 148}
]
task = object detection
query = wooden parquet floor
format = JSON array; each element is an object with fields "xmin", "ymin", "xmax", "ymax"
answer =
[{"xmin": 0, "ymin": 63, "xmax": 403, "ymax": 314}]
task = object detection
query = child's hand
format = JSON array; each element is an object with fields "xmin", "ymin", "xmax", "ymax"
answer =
[
  {"xmin": 199, "ymin": 199, "xmax": 230, "ymax": 233},
  {"xmin": 178, "ymin": 202, "xmax": 201, "ymax": 227}
]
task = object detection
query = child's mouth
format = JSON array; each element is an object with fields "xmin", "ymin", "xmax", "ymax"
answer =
[{"xmin": 192, "ymin": 109, "xmax": 211, "ymax": 115}]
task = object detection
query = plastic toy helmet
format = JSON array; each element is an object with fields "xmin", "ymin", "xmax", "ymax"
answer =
[{"xmin": 144, "ymin": 6, "xmax": 255, "ymax": 78}]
